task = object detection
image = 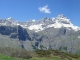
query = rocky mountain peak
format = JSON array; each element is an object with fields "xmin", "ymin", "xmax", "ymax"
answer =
[
  {"xmin": 57, "ymin": 14, "xmax": 65, "ymax": 18},
  {"xmin": 0, "ymin": 14, "xmax": 80, "ymax": 32},
  {"xmin": 7, "ymin": 17, "xmax": 14, "ymax": 22}
]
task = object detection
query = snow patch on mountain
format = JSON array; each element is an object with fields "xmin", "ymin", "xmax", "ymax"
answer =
[
  {"xmin": 46, "ymin": 16, "xmax": 80, "ymax": 31},
  {"xmin": 32, "ymin": 19, "xmax": 36, "ymax": 22},
  {"xmin": 28, "ymin": 24, "xmax": 43, "ymax": 32},
  {"xmin": 27, "ymin": 14, "xmax": 80, "ymax": 32},
  {"xmin": 0, "ymin": 14, "xmax": 80, "ymax": 32},
  {"xmin": 78, "ymin": 36, "xmax": 80, "ymax": 38}
]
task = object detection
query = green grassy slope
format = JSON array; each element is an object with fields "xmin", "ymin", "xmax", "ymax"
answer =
[
  {"xmin": 0, "ymin": 54, "xmax": 80, "ymax": 60},
  {"xmin": 0, "ymin": 54, "xmax": 27, "ymax": 60},
  {"xmin": 0, "ymin": 49, "xmax": 80, "ymax": 60}
]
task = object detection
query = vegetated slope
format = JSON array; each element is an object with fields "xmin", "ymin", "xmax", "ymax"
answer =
[
  {"xmin": 0, "ymin": 46, "xmax": 80, "ymax": 60},
  {"xmin": 0, "ymin": 49, "xmax": 80, "ymax": 60},
  {"xmin": 0, "ymin": 54, "xmax": 63, "ymax": 60},
  {"xmin": 0, "ymin": 54, "xmax": 29, "ymax": 60}
]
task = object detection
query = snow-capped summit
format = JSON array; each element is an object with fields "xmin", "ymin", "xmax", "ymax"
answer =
[
  {"xmin": 7, "ymin": 17, "xmax": 13, "ymax": 20},
  {"xmin": 0, "ymin": 17, "xmax": 17, "ymax": 26},
  {"xmin": 7, "ymin": 17, "xmax": 14, "ymax": 22},
  {"xmin": 0, "ymin": 14, "xmax": 80, "ymax": 32},
  {"xmin": 57, "ymin": 14, "xmax": 66, "ymax": 18},
  {"xmin": 56, "ymin": 14, "xmax": 70, "ymax": 23},
  {"xmin": 27, "ymin": 14, "xmax": 80, "ymax": 32},
  {"xmin": 46, "ymin": 14, "xmax": 80, "ymax": 31},
  {"xmin": 32, "ymin": 19, "xmax": 36, "ymax": 22}
]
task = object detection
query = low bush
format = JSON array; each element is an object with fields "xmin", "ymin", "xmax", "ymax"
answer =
[
  {"xmin": 35, "ymin": 49, "xmax": 51, "ymax": 57},
  {"xmin": 0, "ymin": 47, "xmax": 32, "ymax": 59},
  {"xmin": 35, "ymin": 49, "xmax": 80, "ymax": 59}
]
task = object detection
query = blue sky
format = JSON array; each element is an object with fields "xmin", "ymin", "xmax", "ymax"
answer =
[{"xmin": 0, "ymin": 0, "xmax": 80, "ymax": 26}]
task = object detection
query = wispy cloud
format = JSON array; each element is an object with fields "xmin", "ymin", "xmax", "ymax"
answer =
[{"xmin": 38, "ymin": 5, "xmax": 51, "ymax": 14}]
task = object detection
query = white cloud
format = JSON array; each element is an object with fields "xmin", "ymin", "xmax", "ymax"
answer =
[{"xmin": 38, "ymin": 5, "xmax": 51, "ymax": 13}]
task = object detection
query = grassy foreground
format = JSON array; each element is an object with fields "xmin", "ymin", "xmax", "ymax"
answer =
[
  {"xmin": 0, "ymin": 48, "xmax": 80, "ymax": 60},
  {"xmin": 0, "ymin": 54, "xmax": 80, "ymax": 60}
]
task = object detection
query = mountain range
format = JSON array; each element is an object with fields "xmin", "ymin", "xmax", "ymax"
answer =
[{"xmin": 0, "ymin": 14, "xmax": 80, "ymax": 54}]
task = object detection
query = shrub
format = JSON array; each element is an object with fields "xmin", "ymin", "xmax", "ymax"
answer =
[
  {"xmin": 35, "ymin": 49, "xmax": 51, "ymax": 57},
  {"xmin": 0, "ymin": 47, "xmax": 32, "ymax": 59},
  {"xmin": 35, "ymin": 49, "xmax": 80, "ymax": 59}
]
